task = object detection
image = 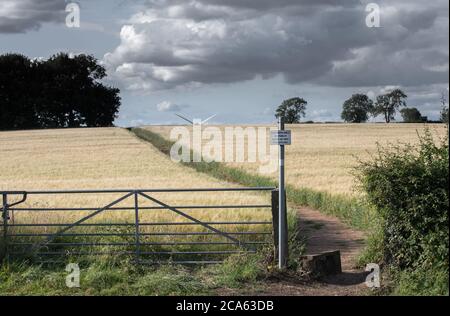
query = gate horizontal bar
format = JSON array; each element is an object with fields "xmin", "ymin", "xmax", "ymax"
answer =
[
  {"xmin": 9, "ymin": 231, "xmax": 271, "ymax": 237},
  {"xmin": 10, "ymin": 251, "xmax": 135, "ymax": 256},
  {"xmin": 139, "ymin": 250, "xmax": 255, "ymax": 255},
  {"xmin": 9, "ymin": 205, "xmax": 271, "ymax": 212},
  {"xmin": 8, "ymin": 221, "xmax": 272, "ymax": 227},
  {"xmin": 141, "ymin": 261, "xmax": 224, "ymax": 265},
  {"xmin": 11, "ymin": 250, "xmax": 254, "ymax": 256},
  {"xmin": 1, "ymin": 187, "xmax": 275, "ymax": 195},
  {"xmin": 33, "ymin": 260, "xmax": 225, "ymax": 265},
  {"xmin": 10, "ymin": 241, "xmax": 270, "ymax": 247}
]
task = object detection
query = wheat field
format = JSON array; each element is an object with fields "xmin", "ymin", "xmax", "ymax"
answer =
[
  {"xmin": 0, "ymin": 128, "xmax": 272, "ymax": 250},
  {"xmin": 1, "ymin": 124, "xmax": 446, "ymax": 256},
  {"xmin": 146, "ymin": 124, "xmax": 448, "ymax": 197}
]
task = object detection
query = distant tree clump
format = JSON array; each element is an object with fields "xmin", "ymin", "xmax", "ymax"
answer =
[
  {"xmin": 275, "ymin": 97, "xmax": 308, "ymax": 124},
  {"xmin": 0, "ymin": 53, "xmax": 121, "ymax": 130},
  {"xmin": 400, "ymin": 107, "xmax": 423, "ymax": 123},
  {"xmin": 341, "ymin": 94, "xmax": 374, "ymax": 123},
  {"xmin": 373, "ymin": 89, "xmax": 408, "ymax": 123},
  {"xmin": 440, "ymin": 92, "xmax": 449, "ymax": 124},
  {"xmin": 441, "ymin": 107, "xmax": 449, "ymax": 124},
  {"xmin": 0, "ymin": 54, "xmax": 38, "ymax": 130}
]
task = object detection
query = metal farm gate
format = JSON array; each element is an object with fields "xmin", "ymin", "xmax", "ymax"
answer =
[{"xmin": 1, "ymin": 188, "xmax": 280, "ymax": 265}]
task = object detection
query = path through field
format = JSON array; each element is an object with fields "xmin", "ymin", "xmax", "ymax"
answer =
[
  {"xmin": 261, "ymin": 207, "xmax": 367, "ymax": 296},
  {"xmin": 220, "ymin": 207, "xmax": 368, "ymax": 296}
]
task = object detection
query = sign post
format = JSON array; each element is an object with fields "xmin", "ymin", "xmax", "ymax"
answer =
[{"xmin": 271, "ymin": 118, "xmax": 291, "ymax": 269}]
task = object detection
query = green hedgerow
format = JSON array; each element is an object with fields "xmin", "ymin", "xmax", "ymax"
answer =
[{"xmin": 356, "ymin": 128, "xmax": 449, "ymax": 295}]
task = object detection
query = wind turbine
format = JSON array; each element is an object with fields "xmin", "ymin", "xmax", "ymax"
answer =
[{"xmin": 175, "ymin": 113, "xmax": 217, "ymax": 126}]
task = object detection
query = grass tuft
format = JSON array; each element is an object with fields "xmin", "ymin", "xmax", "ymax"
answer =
[{"xmin": 209, "ymin": 253, "xmax": 266, "ymax": 288}]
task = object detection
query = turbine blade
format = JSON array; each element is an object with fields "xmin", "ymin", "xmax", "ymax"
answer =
[
  {"xmin": 175, "ymin": 113, "xmax": 193, "ymax": 125},
  {"xmin": 201, "ymin": 114, "xmax": 217, "ymax": 125}
]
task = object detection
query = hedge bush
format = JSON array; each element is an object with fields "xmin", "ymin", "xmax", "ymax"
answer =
[{"xmin": 357, "ymin": 128, "xmax": 448, "ymax": 294}]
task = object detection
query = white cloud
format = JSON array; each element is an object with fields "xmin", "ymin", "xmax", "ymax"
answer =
[{"xmin": 156, "ymin": 100, "xmax": 186, "ymax": 112}]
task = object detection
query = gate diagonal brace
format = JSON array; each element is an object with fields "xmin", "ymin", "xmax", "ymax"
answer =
[
  {"xmin": 29, "ymin": 192, "xmax": 134, "ymax": 254},
  {"xmin": 138, "ymin": 192, "xmax": 252, "ymax": 251}
]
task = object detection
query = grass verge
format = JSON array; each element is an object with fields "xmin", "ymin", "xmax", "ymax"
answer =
[
  {"xmin": 1, "ymin": 233, "xmax": 306, "ymax": 295},
  {"xmin": 0, "ymin": 251, "xmax": 270, "ymax": 295}
]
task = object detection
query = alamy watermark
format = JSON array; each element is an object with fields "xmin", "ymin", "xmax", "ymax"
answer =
[
  {"xmin": 365, "ymin": 263, "xmax": 381, "ymax": 289},
  {"xmin": 65, "ymin": 263, "xmax": 80, "ymax": 288},
  {"xmin": 66, "ymin": 3, "xmax": 81, "ymax": 28},
  {"xmin": 366, "ymin": 3, "xmax": 381, "ymax": 28},
  {"xmin": 169, "ymin": 124, "xmax": 279, "ymax": 174}
]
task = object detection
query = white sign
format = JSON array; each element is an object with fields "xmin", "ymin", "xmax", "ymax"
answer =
[{"xmin": 271, "ymin": 130, "xmax": 292, "ymax": 145}]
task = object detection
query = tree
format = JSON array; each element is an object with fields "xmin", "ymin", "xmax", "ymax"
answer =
[
  {"xmin": 441, "ymin": 107, "xmax": 449, "ymax": 124},
  {"xmin": 0, "ymin": 53, "xmax": 121, "ymax": 130},
  {"xmin": 0, "ymin": 54, "xmax": 39, "ymax": 130},
  {"xmin": 440, "ymin": 92, "xmax": 449, "ymax": 124},
  {"xmin": 400, "ymin": 107, "xmax": 423, "ymax": 123},
  {"xmin": 373, "ymin": 89, "xmax": 408, "ymax": 123},
  {"xmin": 275, "ymin": 97, "xmax": 307, "ymax": 124},
  {"xmin": 341, "ymin": 94, "xmax": 374, "ymax": 123},
  {"xmin": 36, "ymin": 53, "xmax": 120, "ymax": 128}
]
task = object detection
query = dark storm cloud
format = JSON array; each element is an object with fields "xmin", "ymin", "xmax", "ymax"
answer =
[
  {"xmin": 105, "ymin": 0, "xmax": 448, "ymax": 92},
  {"xmin": 0, "ymin": 0, "xmax": 66, "ymax": 33}
]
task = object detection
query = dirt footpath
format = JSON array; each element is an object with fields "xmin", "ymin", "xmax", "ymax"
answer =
[
  {"xmin": 298, "ymin": 206, "xmax": 366, "ymax": 271},
  {"xmin": 220, "ymin": 206, "xmax": 369, "ymax": 296},
  {"xmin": 260, "ymin": 206, "xmax": 368, "ymax": 296}
]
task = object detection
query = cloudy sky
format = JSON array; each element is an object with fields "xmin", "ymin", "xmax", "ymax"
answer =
[{"xmin": 1, "ymin": 0, "xmax": 448, "ymax": 125}]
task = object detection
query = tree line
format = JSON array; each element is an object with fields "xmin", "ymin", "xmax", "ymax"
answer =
[
  {"xmin": 341, "ymin": 89, "xmax": 449, "ymax": 123},
  {"xmin": 0, "ymin": 53, "xmax": 121, "ymax": 131},
  {"xmin": 275, "ymin": 89, "xmax": 449, "ymax": 124}
]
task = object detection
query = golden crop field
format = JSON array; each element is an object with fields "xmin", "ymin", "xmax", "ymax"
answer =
[
  {"xmin": 0, "ymin": 128, "xmax": 271, "ymax": 247},
  {"xmin": 146, "ymin": 124, "xmax": 448, "ymax": 197}
]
